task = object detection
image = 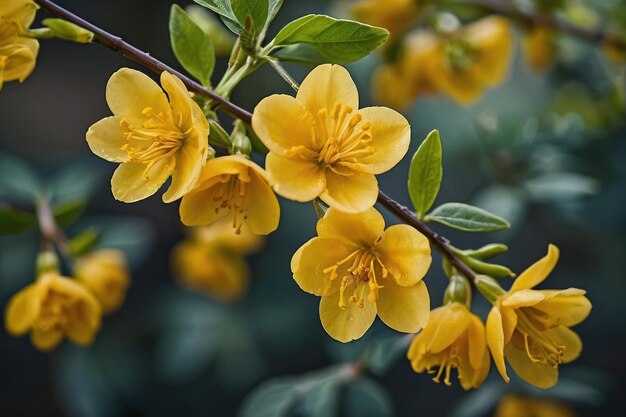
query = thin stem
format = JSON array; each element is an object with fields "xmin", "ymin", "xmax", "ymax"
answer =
[
  {"xmin": 35, "ymin": 198, "xmax": 71, "ymax": 258},
  {"xmin": 33, "ymin": 0, "xmax": 253, "ymax": 121},
  {"xmin": 268, "ymin": 59, "xmax": 301, "ymax": 91},
  {"xmin": 34, "ymin": 0, "xmax": 477, "ymax": 282},
  {"xmin": 451, "ymin": 0, "xmax": 626, "ymax": 51}
]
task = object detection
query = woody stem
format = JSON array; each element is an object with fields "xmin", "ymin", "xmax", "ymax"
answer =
[
  {"xmin": 34, "ymin": 0, "xmax": 477, "ymax": 282},
  {"xmin": 449, "ymin": 0, "xmax": 626, "ymax": 51}
]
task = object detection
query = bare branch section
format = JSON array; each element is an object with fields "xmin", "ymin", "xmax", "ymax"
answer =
[
  {"xmin": 33, "ymin": 0, "xmax": 480, "ymax": 282},
  {"xmin": 457, "ymin": 0, "xmax": 626, "ymax": 51}
]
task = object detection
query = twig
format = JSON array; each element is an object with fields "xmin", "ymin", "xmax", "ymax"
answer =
[
  {"xmin": 33, "ymin": 0, "xmax": 478, "ymax": 282},
  {"xmin": 453, "ymin": 0, "xmax": 626, "ymax": 51},
  {"xmin": 33, "ymin": 0, "xmax": 253, "ymax": 121}
]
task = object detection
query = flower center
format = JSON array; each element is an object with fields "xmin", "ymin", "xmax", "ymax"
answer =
[
  {"xmin": 284, "ymin": 102, "xmax": 376, "ymax": 174},
  {"xmin": 119, "ymin": 107, "xmax": 188, "ymax": 180},
  {"xmin": 34, "ymin": 290, "xmax": 84, "ymax": 332},
  {"xmin": 323, "ymin": 247, "xmax": 387, "ymax": 308},
  {"xmin": 211, "ymin": 168, "xmax": 251, "ymax": 234},
  {"xmin": 515, "ymin": 308, "xmax": 565, "ymax": 367},
  {"xmin": 427, "ymin": 343, "xmax": 462, "ymax": 386}
]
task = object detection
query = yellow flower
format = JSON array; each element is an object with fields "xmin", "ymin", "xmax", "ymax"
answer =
[
  {"xmin": 0, "ymin": 0, "xmax": 39, "ymax": 89},
  {"xmin": 351, "ymin": 0, "xmax": 424, "ymax": 36},
  {"xmin": 291, "ymin": 207, "xmax": 431, "ymax": 342},
  {"xmin": 179, "ymin": 155, "xmax": 280, "ymax": 235},
  {"xmin": 86, "ymin": 68, "xmax": 210, "ymax": 203},
  {"xmin": 426, "ymin": 16, "xmax": 513, "ymax": 105},
  {"xmin": 486, "ymin": 245, "xmax": 592, "ymax": 389},
  {"xmin": 5, "ymin": 273, "xmax": 102, "ymax": 351},
  {"xmin": 75, "ymin": 249, "xmax": 130, "ymax": 314},
  {"xmin": 172, "ymin": 218, "xmax": 262, "ymax": 301},
  {"xmin": 494, "ymin": 394, "xmax": 576, "ymax": 417},
  {"xmin": 252, "ymin": 64, "xmax": 411, "ymax": 213},
  {"xmin": 408, "ymin": 302, "xmax": 490, "ymax": 390},
  {"xmin": 522, "ymin": 27, "xmax": 554, "ymax": 71},
  {"xmin": 373, "ymin": 31, "xmax": 438, "ymax": 109}
]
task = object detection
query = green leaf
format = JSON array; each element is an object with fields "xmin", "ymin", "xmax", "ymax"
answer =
[
  {"xmin": 426, "ymin": 202, "xmax": 510, "ymax": 232},
  {"xmin": 0, "ymin": 207, "xmax": 35, "ymax": 235},
  {"xmin": 48, "ymin": 161, "xmax": 104, "ymax": 204},
  {"xmin": 272, "ymin": 43, "xmax": 328, "ymax": 66},
  {"xmin": 193, "ymin": 0, "xmax": 241, "ymax": 34},
  {"xmin": 231, "ymin": 0, "xmax": 268, "ymax": 38},
  {"xmin": 359, "ymin": 334, "xmax": 411, "ymax": 376},
  {"xmin": 68, "ymin": 228, "xmax": 100, "ymax": 257},
  {"xmin": 267, "ymin": 0, "xmax": 283, "ymax": 24},
  {"xmin": 239, "ymin": 378, "xmax": 298, "ymax": 417},
  {"xmin": 53, "ymin": 199, "xmax": 87, "ymax": 227},
  {"xmin": 408, "ymin": 129, "xmax": 442, "ymax": 219},
  {"xmin": 342, "ymin": 378, "xmax": 393, "ymax": 417},
  {"xmin": 170, "ymin": 4, "xmax": 215, "ymax": 87},
  {"xmin": 0, "ymin": 153, "xmax": 41, "ymax": 204},
  {"xmin": 272, "ymin": 14, "xmax": 389, "ymax": 64}
]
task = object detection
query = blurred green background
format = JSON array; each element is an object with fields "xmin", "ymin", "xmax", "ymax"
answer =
[{"xmin": 1, "ymin": 0, "xmax": 625, "ymax": 416}]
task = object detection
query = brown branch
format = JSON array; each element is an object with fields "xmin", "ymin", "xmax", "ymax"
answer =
[
  {"xmin": 34, "ymin": 0, "xmax": 478, "ymax": 282},
  {"xmin": 455, "ymin": 0, "xmax": 626, "ymax": 51},
  {"xmin": 34, "ymin": 0, "xmax": 253, "ymax": 121}
]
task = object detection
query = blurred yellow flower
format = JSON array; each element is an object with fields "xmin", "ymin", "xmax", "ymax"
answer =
[
  {"xmin": 522, "ymin": 26, "xmax": 554, "ymax": 71},
  {"xmin": 75, "ymin": 249, "xmax": 130, "ymax": 314},
  {"xmin": 408, "ymin": 302, "xmax": 490, "ymax": 390},
  {"xmin": 0, "ymin": 0, "xmax": 39, "ymax": 89},
  {"xmin": 291, "ymin": 207, "xmax": 431, "ymax": 342},
  {"xmin": 253, "ymin": 64, "xmax": 411, "ymax": 213},
  {"xmin": 494, "ymin": 394, "xmax": 576, "ymax": 417},
  {"xmin": 179, "ymin": 155, "xmax": 280, "ymax": 235},
  {"xmin": 373, "ymin": 31, "xmax": 438, "ymax": 109},
  {"xmin": 486, "ymin": 245, "xmax": 592, "ymax": 388},
  {"xmin": 351, "ymin": 0, "xmax": 424, "ymax": 36},
  {"xmin": 5, "ymin": 273, "xmax": 101, "ymax": 351},
  {"xmin": 86, "ymin": 68, "xmax": 210, "ymax": 203},
  {"xmin": 172, "ymin": 218, "xmax": 262, "ymax": 302},
  {"xmin": 426, "ymin": 16, "xmax": 513, "ymax": 105}
]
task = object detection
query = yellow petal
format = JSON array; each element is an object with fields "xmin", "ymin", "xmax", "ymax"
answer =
[
  {"xmin": 511, "ymin": 244, "xmax": 559, "ymax": 292},
  {"xmin": 376, "ymin": 280, "xmax": 429, "ymax": 333},
  {"xmin": 296, "ymin": 64, "xmax": 359, "ymax": 116},
  {"xmin": 242, "ymin": 170, "xmax": 280, "ymax": 235},
  {"xmin": 162, "ymin": 144, "xmax": 204, "ymax": 203},
  {"xmin": 106, "ymin": 68, "xmax": 172, "ymax": 126},
  {"xmin": 86, "ymin": 116, "xmax": 130, "ymax": 162},
  {"xmin": 31, "ymin": 328, "xmax": 63, "ymax": 351},
  {"xmin": 546, "ymin": 326, "xmax": 582, "ymax": 363},
  {"xmin": 1, "ymin": 37, "xmax": 38, "ymax": 83},
  {"xmin": 316, "ymin": 207, "xmax": 384, "ymax": 247},
  {"xmin": 467, "ymin": 17, "xmax": 513, "ymax": 86},
  {"xmin": 291, "ymin": 237, "xmax": 353, "ymax": 296},
  {"xmin": 66, "ymin": 320, "xmax": 97, "ymax": 346},
  {"xmin": 466, "ymin": 313, "xmax": 488, "ymax": 370},
  {"xmin": 319, "ymin": 284, "xmax": 377, "ymax": 343},
  {"xmin": 160, "ymin": 71, "xmax": 194, "ymax": 131},
  {"xmin": 523, "ymin": 27, "xmax": 554, "ymax": 71},
  {"xmin": 504, "ymin": 343, "xmax": 558, "ymax": 388},
  {"xmin": 354, "ymin": 107, "xmax": 410, "ymax": 174},
  {"xmin": 486, "ymin": 306, "xmax": 509, "ymax": 382},
  {"xmin": 423, "ymin": 303, "xmax": 470, "ymax": 353},
  {"xmin": 266, "ymin": 152, "xmax": 325, "ymax": 202},
  {"xmin": 2, "ymin": 0, "xmax": 38, "ymax": 28},
  {"xmin": 320, "ymin": 170, "xmax": 378, "ymax": 214},
  {"xmin": 252, "ymin": 95, "xmax": 315, "ymax": 155},
  {"xmin": 179, "ymin": 182, "xmax": 229, "ymax": 226},
  {"xmin": 375, "ymin": 224, "xmax": 431, "ymax": 287},
  {"xmin": 111, "ymin": 159, "xmax": 174, "ymax": 202},
  {"xmin": 501, "ymin": 289, "xmax": 546, "ymax": 308},
  {"xmin": 4, "ymin": 284, "xmax": 38, "ymax": 335},
  {"xmin": 535, "ymin": 289, "xmax": 591, "ymax": 327}
]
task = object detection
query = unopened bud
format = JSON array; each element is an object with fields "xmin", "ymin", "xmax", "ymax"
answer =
[
  {"xmin": 443, "ymin": 274, "xmax": 472, "ymax": 307},
  {"xmin": 36, "ymin": 251, "xmax": 59, "ymax": 277},
  {"xmin": 475, "ymin": 275, "xmax": 506, "ymax": 304},
  {"xmin": 42, "ymin": 18, "xmax": 94, "ymax": 43}
]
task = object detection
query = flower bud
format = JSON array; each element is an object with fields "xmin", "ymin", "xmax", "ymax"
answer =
[
  {"xmin": 74, "ymin": 249, "xmax": 130, "ymax": 314},
  {"xmin": 443, "ymin": 274, "xmax": 472, "ymax": 307},
  {"xmin": 42, "ymin": 18, "xmax": 94, "ymax": 43},
  {"xmin": 474, "ymin": 275, "xmax": 505, "ymax": 304},
  {"xmin": 36, "ymin": 251, "xmax": 60, "ymax": 277}
]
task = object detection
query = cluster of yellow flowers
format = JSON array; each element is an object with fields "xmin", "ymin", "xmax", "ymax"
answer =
[
  {"xmin": 374, "ymin": 16, "xmax": 514, "ymax": 108},
  {"xmin": 172, "ymin": 218, "xmax": 262, "ymax": 301},
  {"xmin": 81, "ymin": 62, "xmax": 591, "ymax": 390},
  {"xmin": 0, "ymin": 0, "xmax": 39, "ymax": 89},
  {"xmin": 5, "ymin": 249, "xmax": 130, "ymax": 351}
]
